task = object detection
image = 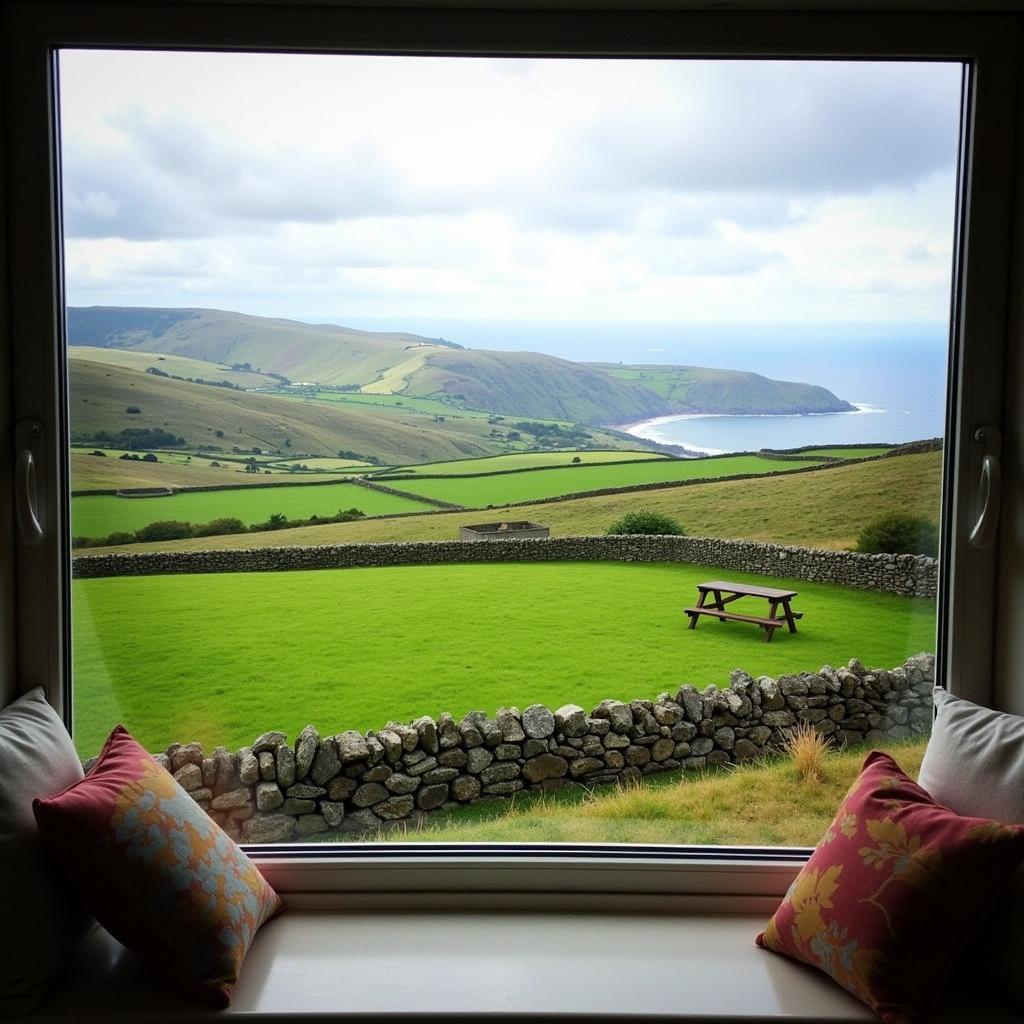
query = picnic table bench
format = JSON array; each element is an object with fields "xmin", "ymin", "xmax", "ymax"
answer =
[{"xmin": 684, "ymin": 580, "xmax": 803, "ymax": 643}]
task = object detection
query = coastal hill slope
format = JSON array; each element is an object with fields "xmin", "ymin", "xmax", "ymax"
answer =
[
  {"xmin": 68, "ymin": 359, "xmax": 502, "ymax": 464},
  {"xmin": 67, "ymin": 306, "xmax": 461, "ymax": 386},
  {"xmin": 68, "ymin": 306, "xmax": 855, "ymax": 425}
]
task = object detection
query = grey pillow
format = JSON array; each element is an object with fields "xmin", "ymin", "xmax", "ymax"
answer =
[
  {"xmin": 0, "ymin": 688, "xmax": 92, "ymax": 1015},
  {"xmin": 918, "ymin": 687, "xmax": 1024, "ymax": 1009}
]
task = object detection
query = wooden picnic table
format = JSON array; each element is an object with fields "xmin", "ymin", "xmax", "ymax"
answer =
[{"xmin": 684, "ymin": 580, "xmax": 803, "ymax": 643}]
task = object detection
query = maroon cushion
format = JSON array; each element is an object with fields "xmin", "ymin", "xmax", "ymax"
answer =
[
  {"xmin": 757, "ymin": 750, "xmax": 1024, "ymax": 1023},
  {"xmin": 34, "ymin": 726, "xmax": 281, "ymax": 1007}
]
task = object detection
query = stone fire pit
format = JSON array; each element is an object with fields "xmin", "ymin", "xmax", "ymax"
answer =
[{"xmin": 459, "ymin": 521, "xmax": 550, "ymax": 541}]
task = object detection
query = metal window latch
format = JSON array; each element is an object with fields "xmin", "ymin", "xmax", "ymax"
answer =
[
  {"xmin": 14, "ymin": 420, "xmax": 44, "ymax": 546},
  {"xmin": 968, "ymin": 425, "xmax": 1002, "ymax": 550}
]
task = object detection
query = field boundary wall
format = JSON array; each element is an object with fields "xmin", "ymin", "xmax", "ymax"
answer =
[
  {"xmin": 72, "ymin": 534, "xmax": 938, "ymax": 598},
  {"xmin": 123, "ymin": 654, "xmax": 935, "ymax": 842}
]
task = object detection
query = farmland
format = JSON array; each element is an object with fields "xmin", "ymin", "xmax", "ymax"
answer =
[
  {"xmin": 77, "ymin": 449, "xmax": 943, "ymax": 555},
  {"xmin": 383, "ymin": 449, "xmax": 669, "ymax": 475},
  {"xmin": 71, "ymin": 560, "xmax": 936, "ymax": 755},
  {"xmin": 798, "ymin": 446, "xmax": 894, "ymax": 459},
  {"xmin": 71, "ymin": 480, "xmax": 434, "ymax": 538},
  {"xmin": 374, "ymin": 454, "xmax": 826, "ymax": 507}
]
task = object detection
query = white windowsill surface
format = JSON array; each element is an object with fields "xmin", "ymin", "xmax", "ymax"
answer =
[{"xmin": 21, "ymin": 909, "xmax": 1016, "ymax": 1023}]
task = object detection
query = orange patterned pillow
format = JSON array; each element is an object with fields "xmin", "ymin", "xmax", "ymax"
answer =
[
  {"xmin": 34, "ymin": 726, "xmax": 281, "ymax": 1007},
  {"xmin": 757, "ymin": 750, "xmax": 1024, "ymax": 1024}
]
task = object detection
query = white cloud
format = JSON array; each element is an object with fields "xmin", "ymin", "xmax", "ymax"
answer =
[{"xmin": 58, "ymin": 51, "xmax": 962, "ymax": 324}]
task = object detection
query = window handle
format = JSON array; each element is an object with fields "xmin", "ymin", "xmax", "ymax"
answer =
[
  {"xmin": 968, "ymin": 426, "xmax": 1002, "ymax": 550},
  {"xmin": 15, "ymin": 423, "xmax": 44, "ymax": 546}
]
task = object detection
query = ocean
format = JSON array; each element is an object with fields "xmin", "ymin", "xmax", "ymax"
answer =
[{"xmin": 342, "ymin": 318, "xmax": 949, "ymax": 454}]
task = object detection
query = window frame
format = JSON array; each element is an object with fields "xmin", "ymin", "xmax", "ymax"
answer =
[{"xmin": 4, "ymin": 1, "xmax": 1019, "ymax": 901}]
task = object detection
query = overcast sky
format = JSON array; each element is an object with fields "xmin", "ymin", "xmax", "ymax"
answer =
[{"xmin": 59, "ymin": 51, "xmax": 963, "ymax": 327}]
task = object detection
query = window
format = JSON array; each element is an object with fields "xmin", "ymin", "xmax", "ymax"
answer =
[{"xmin": 6, "ymin": 5, "xmax": 1016, "ymax": 880}]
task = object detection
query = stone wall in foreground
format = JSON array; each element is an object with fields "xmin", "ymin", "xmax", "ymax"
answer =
[
  {"xmin": 73, "ymin": 535, "xmax": 938, "ymax": 598},
  {"xmin": 119, "ymin": 654, "xmax": 935, "ymax": 843}
]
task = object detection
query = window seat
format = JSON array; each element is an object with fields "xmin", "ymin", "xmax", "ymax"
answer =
[{"xmin": 18, "ymin": 910, "xmax": 1017, "ymax": 1023}]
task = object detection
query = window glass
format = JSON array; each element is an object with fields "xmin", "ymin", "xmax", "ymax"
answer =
[{"xmin": 61, "ymin": 52, "xmax": 961, "ymax": 845}]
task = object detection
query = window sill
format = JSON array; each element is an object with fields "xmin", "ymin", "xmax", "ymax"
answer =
[
  {"xmin": 251, "ymin": 845, "xmax": 814, "ymax": 912},
  {"xmin": 24, "ymin": 908, "xmax": 1016, "ymax": 1024}
]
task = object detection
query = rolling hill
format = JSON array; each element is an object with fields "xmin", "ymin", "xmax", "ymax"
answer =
[
  {"xmin": 68, "ymin": 306, "xmax": 855, "ymax": 425},
  {"xmin": 68, "ymin": 358, "xmax": 504, "ymax": 465},
  {"xmin": 67, "ymin": 306, "xmax": 461, "ymax": 386}
]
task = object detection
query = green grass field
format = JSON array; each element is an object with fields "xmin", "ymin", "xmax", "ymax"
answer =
[
  {"xmin": 378, "ymin": 455, "xmax": 826, "ymax": 507},
  {"xmin": 278, "ymin": 389, "xmax": 486, "ymax": 418},
  {"xmin": 72, "ymin": 481, "xmax": 434, "ymax": 538},
  {"xmin": 265, "ymin": 457, "xmax": 374, "ymax": 471},
  {"xmin": 361, "ymin": 737, "xmax": 930, "ymax": 847},
  {"xmin": 78, "ymin": 450, "xmax": 942, "ymax": 556},
  {"xmin": 71, "ymin": 561, "xmax": 936, "ymax": 756},
  {"xmin": 70, "ymin": 451, "xmax": 328, "ymax": 492},
  {"xmin": 384, "ymin": 450, "xmax": 669, "ymax": 476},
  {"xmin": 798, "ymin": 447, "xmax": 893, "ymax": 459}
]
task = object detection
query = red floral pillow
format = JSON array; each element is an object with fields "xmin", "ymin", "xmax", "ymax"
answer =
[
  {"xmin": 33, "ymin": 726, "xmax": 282, "ymax": 1007},
  {"xmin": 757, "ymin": 750, "xmax": 1024, "ymax": 1024}
]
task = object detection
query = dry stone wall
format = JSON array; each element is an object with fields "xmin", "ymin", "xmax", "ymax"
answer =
[
  {"xmin": 73, "ymin": 535, "xmax": 938, "ymax": 598},
  {"xmin": 121, "ymin": 654, "xmax": 935, "ymax": 844}
]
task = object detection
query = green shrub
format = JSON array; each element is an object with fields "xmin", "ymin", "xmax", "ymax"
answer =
[
  {"xmin": 134, "ymin": 520, "xmax": 195, "ymax": 542},
  {"xmin": 606, "ymin": 509, "xmax": 685, "ymax": 536},
  {"xmin": 193, "ymin": 517, "xmax": 248, "ymax": 538},
  {"xmin": 856, "ymin": 512, "xmax": 938, "ymax": 557}
]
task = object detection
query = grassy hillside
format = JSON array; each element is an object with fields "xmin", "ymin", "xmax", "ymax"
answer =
[
  {"xmin": 403, "ymin": 348, "xmax": 668, "ymax": 424},
  {"xmin": 69, "ymin": 306, "xmax": 854, "ymax": 425},
  {"xmin": 385, "ymin": 450, "xmax": 669, "ymax": 475},
  {"xmin": 78, "ymin": 449, "xmax": 942, "ymax": 555},
  {"xmin": 68, "ymin": 306, "xmax": 460, "ymax": 385},
  {"xmin": 371, "ymin": 737, "xmax": 929, "ymax": 847},
  {"xmin": 72, "ymin": 451, "xmax": 339, "ymax": 491},
  {"xmin": 72, "ymin": 481, "xmax": 433, "ymax": 538},
  {"xmin": 69, "ymin": 346, "xmax": 280, "ymax": 389},
  {"xmin": 601, "ymin": 364, "xmax": 856, "ymax": 415},
  {"xmin": 71, "ymin": 562, "xmax": 934, "ymax": 755},
  {"xmin": 69, "ymin": 357, "xmax": 514, "ymax": 464},
  {"xmin": 375, "ymin": 454, "xmax": 826, "ymax": 507}
]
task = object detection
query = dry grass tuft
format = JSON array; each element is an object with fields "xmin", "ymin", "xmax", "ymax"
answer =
[{"xmin": 785, "ymin": 722, "xmax": 832, "ymax": 783}]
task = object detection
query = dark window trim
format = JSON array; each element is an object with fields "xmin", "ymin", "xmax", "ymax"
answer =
[{"xmin": 5, "ymin": 2, "xmax": 1019, "ymax": 872}]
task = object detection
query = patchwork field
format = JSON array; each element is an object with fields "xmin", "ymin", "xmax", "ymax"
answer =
[
  {"xmin": 71, "ymin": 561, "xmax": 936, "ymax": 756},
  {"xmin": 378, "ymin": 454, "xmax": 827, "ymax": 507},
  {"xmin": 77, "ymin": 449, "xmax": 943, "ymax": 555},
  {"xmin": 383, "ymin": 449, "xmax": 669, "ymax": 475},
  {"xmin": 72, "ymin": 481, "xmax": 434, "ymax": 538},
  {"xmin": 798, "ymin": 446, "xmax": 893, "ymax": 459}
]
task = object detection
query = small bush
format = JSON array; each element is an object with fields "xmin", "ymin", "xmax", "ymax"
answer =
[
  {"xmin": 606, "ymin": 509, "xmax": 685, "ymax": 536},
  {"xmin": 141, "ymin": 453, "xmax": 158, "ymax": 463},
  {"xmin": 193, "ymin": 517, "xmax": 248, "ymax": 538},
  {"xmin": 785, "ymin": 722, "xmax": 831, "ymax": 783},
  {"xmin": 134, "ymin": 520, "xmax": 194, "ymax": 542},
  {"xmin": 856, "ymin": 512, "xmax": 938, "ymax": 557}
]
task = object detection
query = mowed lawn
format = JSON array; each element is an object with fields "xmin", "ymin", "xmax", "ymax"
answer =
[
  {"xmin": 71, "ymin": 561, "xmax": 936, "ymax": 756},
  {"xmin": 387, "ymin": 450, "xmax": 668, "ymax": 475},
  {"xmin": 72, "ymin": 482, "xmax": 434, "ymax": 538},
  {"xmin": 381, "ymin": 455, "xmax": 827, "ymax": 507}
]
